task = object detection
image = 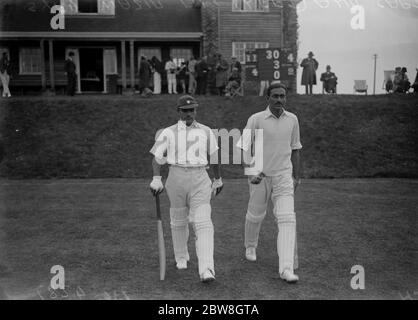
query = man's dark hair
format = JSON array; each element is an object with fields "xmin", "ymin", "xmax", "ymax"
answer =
[
  {"xmin": 266, "ymin": 82, "xmax": 287, "ymax": 97},
  {"xmin": 69, "ymin": 52, "xmax": 74, "ymax": 56}
]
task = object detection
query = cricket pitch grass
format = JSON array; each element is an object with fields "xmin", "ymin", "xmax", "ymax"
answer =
[{"xmin": 0, "ymin": 178, "xmax": 417, "ymax": 300}]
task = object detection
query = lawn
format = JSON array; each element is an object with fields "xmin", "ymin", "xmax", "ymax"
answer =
[
  {"xmin": 0, "ymin": 94, "xmax": 417, "ymax": 179},
  {"xmin": 0, "ymin": 178, "xmax": 417, "ymax": 300}
]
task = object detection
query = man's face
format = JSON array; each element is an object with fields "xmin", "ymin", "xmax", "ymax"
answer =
[
  {"xmin": 268, "ymin": 87, "xmax": 287, "ymax": 112},
  {"xmin": 178, "ymin": 108, "xmax": 197, "ymax": 126}
]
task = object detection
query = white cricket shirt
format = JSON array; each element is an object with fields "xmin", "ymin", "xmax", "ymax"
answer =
[
  {"xmin": 237, "ymin": 107, "xmax": 302, "ymax": 176},
  {"xmin": 150, "ymin": 120, "xmax": 219, "ymax": 167}
]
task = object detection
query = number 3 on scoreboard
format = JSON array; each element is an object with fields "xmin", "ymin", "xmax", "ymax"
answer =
[
  {"xmin": 273, "ymin": 60, "xmax": 280, "ymax": 69},
  {"xmin": 266, "ymin": 50, "xmax": 280, "ymax": 60}
]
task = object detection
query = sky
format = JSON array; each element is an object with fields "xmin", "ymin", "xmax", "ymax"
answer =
[{"xmin": 296, "ymin": 0, "xmax": 418, "ymax": 94}]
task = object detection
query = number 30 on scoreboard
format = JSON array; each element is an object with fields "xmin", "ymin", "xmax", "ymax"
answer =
[
  {"xmin": 266, "ymin": 49, "xmax": 280, "ymax": 60},
  {"xmin": 256, "ymin": 48, "xmax": 294, "ymax": 82}
]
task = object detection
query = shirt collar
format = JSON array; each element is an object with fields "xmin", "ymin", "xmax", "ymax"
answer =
[
  {"xmin": 265, "ymin": 106, "xmax": 288, "ymax": 119},
  {"xmin": 177, "ymin": 120, "xmax": 199, "ymax": 130}
]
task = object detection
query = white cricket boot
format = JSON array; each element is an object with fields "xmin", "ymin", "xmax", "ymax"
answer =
[
  {"xmin": 280, "ymin": 269, "xmax": 299, "ymax": 283},
  {"xmin": 245, "ymin": 247, "xmax": 257, "ymax": 262},
  {"xmin": 200, "ymin": 269, "xmax": 215, "ymax": 283},
  {"xmin": 176, "ymin": 259, "xmax": 188, "ymax": 270}
]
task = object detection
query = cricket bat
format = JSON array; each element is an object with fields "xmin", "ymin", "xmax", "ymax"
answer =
[{"xmin": 155, "ymin": 194, "xmax": 166, "ymax": 280}]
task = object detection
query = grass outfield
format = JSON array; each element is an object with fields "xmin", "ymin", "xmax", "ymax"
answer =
[
  {"xmin": 0, "ymin": 94, "xmax": 417, "ymax": 179},
  {"xmin": 0, "ymin": 178, "xmax": 417, "ymax": 300}
]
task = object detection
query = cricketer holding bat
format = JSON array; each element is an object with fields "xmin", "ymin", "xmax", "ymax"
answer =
[
  {"xmin": 238, "ymin": 82, "xmax": 302, "ymax": 283},
  {"xmin": 149, "ymin": 95, "xmax": 223, "ymax": 283}
]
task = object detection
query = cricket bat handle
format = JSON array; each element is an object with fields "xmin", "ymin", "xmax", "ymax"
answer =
[{"xmin": 155, "ymin": 194, "xmax": 166, "ymax": 280}]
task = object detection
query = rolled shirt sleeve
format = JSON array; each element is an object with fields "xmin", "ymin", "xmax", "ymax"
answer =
[
  {"xmin": 291, "ymin": 117, "xmax": 302, "ymax": 150},
  {"xmin": 150, "ymin": 128, "xmax": 169, "ymax": 162},
  {"xmin": 236, "ymin": 115, "xmax": 255, "ymax": 152},
  {"xmin": 207, "ymin": 128, "xmax": 219, "ymax": 156}
]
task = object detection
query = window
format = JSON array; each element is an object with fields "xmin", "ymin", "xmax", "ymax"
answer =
[
  {"xmin": 78, "ymin": 0, "xmax": 97, "ymax": 13},
  {"xmin": 232, "ymin": 42, "xmax": 269, "ymax": 64},
  {"xmin": 138, "ymin": 48, "xmax": 161, "ymax": 61},
  {"xmin": 0, "ymin": 47, "xmax": 9, "ymax": 56},
  {"xmin": 19, "ymin": 48, "xmax": 42, "ymax": 74},
  {"xmin": 170, "ymin": 48, "xmax": 193, "ymax": 67},
  {"xmin": 61, "ymin": 0, "xmax": 115, "ymax": 15},
  {"xmin": 104, "ymin": 49, "xmax": 117, "ymax": 74},
  {"xmin": 232, "ymin": 0, "xmax": 269, "ymax": 12}
]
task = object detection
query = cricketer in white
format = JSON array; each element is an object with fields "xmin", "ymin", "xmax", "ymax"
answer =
[
  {"xmin": 149, "ymin": 95, "xmax": 223, "ymax": 283},
  {"xmin": 237, "ymin": 82, "xmax": 302, "ymax": 283}
]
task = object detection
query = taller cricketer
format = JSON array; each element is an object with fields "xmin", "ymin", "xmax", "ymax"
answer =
[
  {"xmin": 238, "ymin": 82, "xmax": 302, "ymax": 283},
  {"xmin": 149, "ymin": 95, "xmax": 223, "ymax": 283}
]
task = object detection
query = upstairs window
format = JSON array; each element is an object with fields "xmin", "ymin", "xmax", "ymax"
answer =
[
  {"xmin": 78, "ymin": 0, "xmax": 98, "ymax": 13},
  {"xmin": 232, "ymin": 0, "xmax": 269, "ymax": 12},
  {"xmin": 232, "ymin": 42, "xmax": 269, "ymax": 64},
  {"xmin": 61, "ymin": 0, "xmax": 115, "ymax": 15}
]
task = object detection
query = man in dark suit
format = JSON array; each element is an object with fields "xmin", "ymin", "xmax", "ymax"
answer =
[
  {"xmin": 320, "ymin": 65, "xmax": 338, "ymax": 94},
  {"xmin": 64, "ymin": 52, "xmax": 77, "ymax": 96},
  {"xmin": 195, "ymin": 56, "xmax": 209, "ymax": 95}
]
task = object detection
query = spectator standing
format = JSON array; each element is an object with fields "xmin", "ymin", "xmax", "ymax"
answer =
[
  {"xmin": 400, "ymin": 67, "xmax": 411, "ymax": 93},
  {"xmin": 165, "ymin": 57, "xmax": 178, "ymax": 94},
  {"xmin": 64, "ymin": 52, "xmax": 77, "ymax": 96},
  {"xmin": 150, "ymin": 56, "xmax": 163, "ymax": 95},
  {"xmin": 178, "ymin": 62, "xmax": 188, "ymax": 94},
  {"xmin": 300, "ymin": 51, "xmax": 318, "ymax": 95},
  {"xmin": 139, "ymin": 56, "xmax": 152, "ymax": 96},
  {"xmin": 0, "ymin": 52, "xmax": 11, "ymax": 98},
  {"xmin": 188, "ymin": 56, "xmax": 197, "ymax": 95},
  {"xmin": 195, "ymin": 56, "xmax": 209, "ymax": 95},
  {"xmin": 215, "ymin": 54, "xmax": 229, "ymax": 96},
  {"xmin": 412, "ymin": 68, "xmax": 418, "ymax": 94}
]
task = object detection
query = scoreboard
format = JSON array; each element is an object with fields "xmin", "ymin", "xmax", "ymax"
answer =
[
  {"xmin": 256, "ymin": 48, "xmax": 296, "ymax": 82},
  {"xmin": 244, "ymin": 50, "xmax": 258, "ymax": 81}
]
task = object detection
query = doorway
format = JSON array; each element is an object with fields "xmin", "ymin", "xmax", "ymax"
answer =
[{"xmin": 79, "ymin": 48, "xmax": 104, "ymax": 92}]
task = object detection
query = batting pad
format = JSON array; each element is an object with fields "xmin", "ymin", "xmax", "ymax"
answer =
[
  {"xmin": 170, "ymin": 207, "xmax": 190, "ymax": 263},
  {"xmin": 245, "ymin": 210, "xmax": 266, "ymax": 249},
  {"xmin": 276, "ymin": 212, "xmax": 296, "ymax": 274},
  {"xmin": 191, "ymin": 204, "xmax": 214, "ymax": 275}
]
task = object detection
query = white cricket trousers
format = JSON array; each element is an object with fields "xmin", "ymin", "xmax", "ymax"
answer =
[
  {"xmin": 245, "ymin": 173, "xmax": 298, "ymax": 273},
  {"xmin": 165, "ymin": 166, "xmax": 214, "ymax": 276},
  {"xmin": 153, "ymin": 72, "xmax": 161, "ymax": 94},
  {"xmin": 188, "ymin": 73, "xmax": 196, "ymax": 94},
  {"xmin": 167, "ymin": 73, "xmax": 177, "ymax": 94},
  {"xmin": 0, "ymin": 71, "xmax": 11, "ymax": 97},
  {"xmin": 259, "ymin": 80, "xmax": 270, "ymax": 96}
]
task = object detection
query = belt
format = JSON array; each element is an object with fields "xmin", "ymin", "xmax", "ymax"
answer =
[{"xmin": 170, "ymin": 165, "xmax": 207, "ymax": 171}]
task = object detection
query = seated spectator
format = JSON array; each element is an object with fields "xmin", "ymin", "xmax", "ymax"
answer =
[
  {"xmin": 225, "ymin": 67, "xmax": 241, "ymax": 96},
  {"xmin": 320, "ymin": 65, "xmax": 338, "ymax": 93},
  {"xmin": 177, "ymin": 62, "xmax": 188, "ymax": 94},
  {"xmin": 394, "ymin": 67, "xmax": 411, "ymax": 93},
  {"xmin": 230, "ymin": 56, "xmax": 242, "ymax": 74}
]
